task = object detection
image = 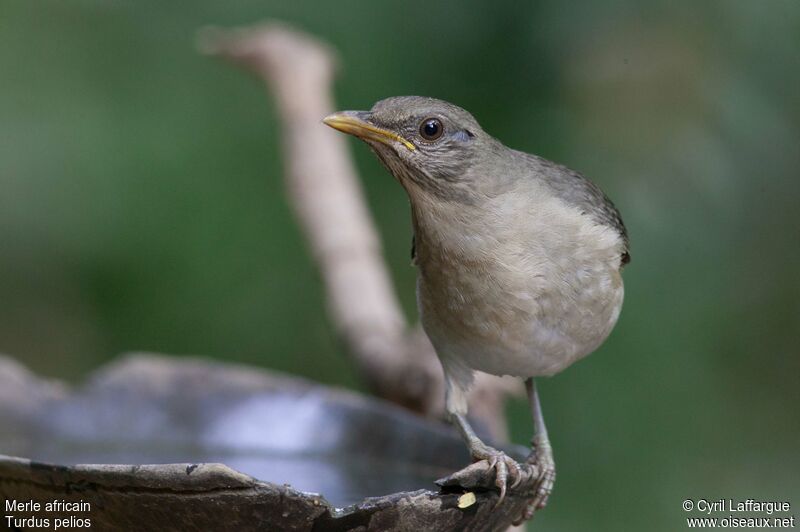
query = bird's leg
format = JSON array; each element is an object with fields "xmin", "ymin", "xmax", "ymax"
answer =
[
  {"xmin": 516, "ymin": 377, "xmax": 556, "ymax": 522},
  {"xmin": 451, "ymin": 412, "xmax": 524, "ymax": 506}
]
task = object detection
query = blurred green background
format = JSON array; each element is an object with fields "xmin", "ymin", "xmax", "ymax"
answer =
[{"xmin": 1, "ymin": 0, "xmax": 798, "ymax": 529}]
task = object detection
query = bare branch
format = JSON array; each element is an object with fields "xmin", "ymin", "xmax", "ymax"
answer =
[{"xmin": 199, "ymin": 22, "xmax": 520, "ymax": 439}]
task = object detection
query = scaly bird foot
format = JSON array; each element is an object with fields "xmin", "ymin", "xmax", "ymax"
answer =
[
  {"xmin": 513, "ymin": 436, "xmax": 556, "ymax": 525},
  {"xmin": 469, "ymin": 442, "xmax": 526, "ymax": 507}
]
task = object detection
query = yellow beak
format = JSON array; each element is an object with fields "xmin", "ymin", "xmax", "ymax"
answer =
[{"xmin": 323, "ymin": 111, "xmax": 415, "ymax": 151}]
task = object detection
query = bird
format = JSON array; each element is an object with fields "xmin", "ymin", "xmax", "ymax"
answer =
[{"xmin": 323, "ymin": 96, "xmax": 628, "ymax": 519}]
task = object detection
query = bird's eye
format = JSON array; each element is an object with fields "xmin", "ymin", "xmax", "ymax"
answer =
[{"xmin": 419, "ymin": 118, "xmax": 443, "ymax": 141}]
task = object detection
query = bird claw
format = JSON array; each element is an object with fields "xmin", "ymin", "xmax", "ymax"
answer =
[
  {"xmin": 529, "ymin": 438, "xmax": 556, "ymax": 510},
  {"xmin": 509, "ymin": 465, "xmax": 524, "ymax": 489},
  {"xmin": 470, "ymin": 445, "xmax": 524, "ymax": 507},
  {"xmin": 512, "ymin": 463, "xmax": 555, "ymax": 525},
  {"xmin": 532, "ymin": 460, "xmax": 556, "ymax": 510},
  {"xmin": 513, "ymin": 439, "xmax": 556, "ymax": 525}
]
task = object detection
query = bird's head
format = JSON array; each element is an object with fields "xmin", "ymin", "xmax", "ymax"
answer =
[{"xmin": 324, "ymin": 96, "xmax": 502, "ymax": 203}]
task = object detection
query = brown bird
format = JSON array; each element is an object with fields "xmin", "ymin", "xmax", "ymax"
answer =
[{"xmin": 324, "ymin": 96, "xmax": 628, "ymax": 519}]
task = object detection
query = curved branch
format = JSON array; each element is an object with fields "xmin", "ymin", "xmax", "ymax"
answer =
[{"xmin": 199, "ymin": 22, "xmax": 520, "ymax": 439}]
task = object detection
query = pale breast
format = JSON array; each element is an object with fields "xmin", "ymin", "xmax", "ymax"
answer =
[{"xmin": 413, "ymin": 190, "xmax": 625, "ymax": 378}]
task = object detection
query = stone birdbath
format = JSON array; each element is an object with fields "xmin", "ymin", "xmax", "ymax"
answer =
[{"xmin": 0, "ymin": 354, "xmax": 537, "ymax": 531}]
